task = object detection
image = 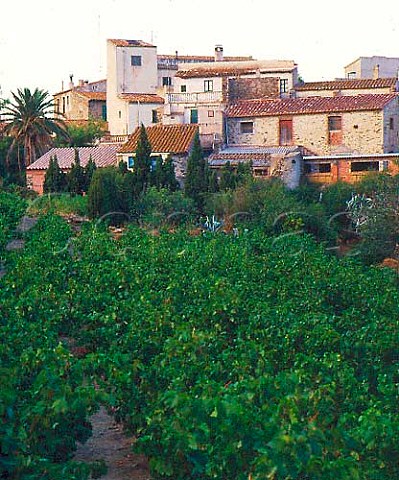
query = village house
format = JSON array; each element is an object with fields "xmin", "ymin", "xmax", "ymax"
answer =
[
  {"xmin": 54, "ymin": 78, "xmax": 107, "ymax": 121},
  {"xmin": 156, "ymin": 45, "xmax": 253, "ymax": 94},
  {"xmin": 224, "ymin": 93, "xmax": 399, "ymax": 183},
  {"xmin": 26, "ymin": 145, "xmax": 119, "ymax": 194},
  {"xmin": 117, "ymin": 123, "xmax": 198, "ymax": 183},
  {"xmin": 345, "ymin": 56, "xmax": 399, "ymax": 79},
  {"xmin": 294, "ymin": 77, "xmax": 398, "ymax": 98},
  {"xmin": 163, "ymin": 57, "xmax": 299, "ymax": 150}
]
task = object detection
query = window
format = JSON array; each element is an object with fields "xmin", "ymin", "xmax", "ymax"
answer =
[
  {"xmin": 208, "ymin": 110, "xmax": 214, "ymax": 118},
  {"xmin": 240, "ymin": 121, "xmax": 253, "ymax": 134},
  {"xmin": 328, "ymin": 116, "xmax": 342, "ymax": 131},
  {"xmin": 279, "ymin": 79, "xmax": 289, "ymax": 95},
  {"xmin": 304, "ymin": 163, "xmax": 331, "ymax": 174},
  {"xmin": 390, "ymin": 117, "xmax": 394, "ymax": 130},
  {"xmin": 131, "ymin": 55, "xmax": 142, "ymax": 66},
  {"xmin": 279, "ymin": 119, "xmax": 293, "ymax": 145},
  {"xmin": 118, "ymin": 111, "xmax": 122, "ymax": 119},
  {"xmin": 101, "ymin": 104, "xmax": 107, "ymax": 121},
  {"xmin": 128, "ymin": 156, "xmax": 135, "ymax": 168},
  {"xmin": 152, "ymin": 109, "xmax": 158, "ymax": 123},
  {"xmin": 204, "ymin": 80, "xmax": 213, "ymax": 92},
  {"xmin": 382, "ymin": 160, "xmax": 389, "ymax": 171},
  {"xmin": 162, "ymin": 76, "xmax": 172, "ymax": 87},
  {"xmin": 150, "ymin": 158, "xmax": 157, "ymax": 172},
  {"xmin": 351, "ymin": 161, "xmax": 379, "ymax": 172},
  {"xmin": 62, "ymin": 97, "xmax": 65, "ymax": 114},
  {"xmin": 181, "ymin": 85, "xmax": 187, "ymax": 93},
  {"xmin": 66, "ymin": 96, "xmax": 69, "ymax": 106},
  {"xmin": 190, "ymin": 109, "xmax": 198, "ymax": 124},
  {"xmin": 347, "ymin": 71, "xmax": 357, "ymax": 79},
  {"xmin": 328, "ymin": 115, "xmax": 342, "ymax": 145}
]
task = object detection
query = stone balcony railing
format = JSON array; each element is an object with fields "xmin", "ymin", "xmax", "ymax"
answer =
[
  {"xmin": 166, "ymin": 91, "xmax": 223, "ymax": 104},
  {"xmin": 100, "ymin": 134, "xmax": 129, "ymax": 144}
]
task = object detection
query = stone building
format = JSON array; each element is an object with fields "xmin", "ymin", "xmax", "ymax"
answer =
[
  {"xmin": 225, "ymin": 94, "xmax": 399, "ymax": 184},
  {"xmin": 54, "ymin": 79, "xmax": 107, "ymax": 121},
  {"xmin": 295, "ymin": 78, "xmax": 398, "ymax": 98},
  {"xmin": 225, "ymin": 94, "xmax": 399, "ymax": 155},
  {"xmin": 345, "ymin": 56, "xmax": 399, "ymax": 79},
  {"xmin": 163, "ymin": 59, "xmax": 299, "ymax": 150}
]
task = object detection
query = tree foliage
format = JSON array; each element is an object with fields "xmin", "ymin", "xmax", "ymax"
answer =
[
  {"xmin": 184, "ymin": 132, "xmax": 208, "ymax": 209},
  {"xmin": 43, "ymin": 155, "xmax": 67, "ymax": 193},
  {"xmin": 1, "ymin": 88, "xmax": 69, "ymax": 169}
]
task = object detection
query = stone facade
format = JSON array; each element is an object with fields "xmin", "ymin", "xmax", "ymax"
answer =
[{"xmin": 226, "ymin": 104, "xmax": 399, "ymax": 156}]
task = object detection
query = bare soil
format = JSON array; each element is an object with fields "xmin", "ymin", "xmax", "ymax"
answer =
[{"xmin": 74, "ymin": 407, "xmax": 151, "ymax": 480}]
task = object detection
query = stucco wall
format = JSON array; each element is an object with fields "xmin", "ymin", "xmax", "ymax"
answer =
[{"xmin": 227, "ymin": 109, "xmax": 389, "ymax": 155}]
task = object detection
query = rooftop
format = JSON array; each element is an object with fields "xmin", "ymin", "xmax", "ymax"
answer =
[
  {"xmin": 108, "ymin": 39, "xmax": 156, "ymax": 48},
  {"xmin": 27, "ymin": 145, "xmax": 119, "ymax": 171},
  {"xmin": 119, "ymin": 124, "xmax": 199, "ymax": 154},
  {"xmin": 176, "ymin": 59, "xmax": 297, "ymax": 79},
  {"xmin": 295, "ymin": 78, "xmax": 397, "ymax": 91},
  {"xmin": 226, "ymin": 94, "xmax": 398, "ymax": 118},
  {"xmin": 209, "ymin": 146, "xmax": 300, "ymax": 167},
  {"xmin": 118, "ymin": 93, "xmax": 164, "ymax": 104}
]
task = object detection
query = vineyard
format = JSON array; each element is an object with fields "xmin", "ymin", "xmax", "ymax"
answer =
[{"xmin": 1, "ymin": 198, "xmax": 399, "ymax": 479}]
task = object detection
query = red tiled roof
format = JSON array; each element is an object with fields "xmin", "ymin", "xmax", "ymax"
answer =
[
  {"xmin": 295, "ymin": 78, "xmax": 397, "ymax": 91},
  {"xmin": 208, "ymin": 146, "xmax": 300, "ymax": 167},
  {"xmin": 226, "ymin": 94, "xmax": 398, "ymax": 118},
  {"xmin": 176, "ymin": 60, "xmax": 296, "ymax": 79},
  {"xmin": 76, "ymin": 91, "xmax": 106, "ymax": 101},
  {"xmin": 118, "ymin": 93, "xmax": 164, "ymax": 104},
  {"xmin": 119, "ymin": 124, "xmax": 199, "ymax": 154},
  {"xmin": 27, "ymin": 145, "xmax": 119, "ymax": 170},
  {"xmin": 109, "ymin": 39, "xmax": 155, "ymax": 48},
  {"xmin": 158, "ymin": 54, "xmax": 254, "ymax": 62}
]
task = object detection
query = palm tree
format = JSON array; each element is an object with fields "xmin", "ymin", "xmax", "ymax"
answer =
[{"xmin": 2, "ymin": 88, "xmax": 69, "ymax": 170}]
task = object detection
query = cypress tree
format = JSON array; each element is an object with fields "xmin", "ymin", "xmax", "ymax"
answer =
[
  {"xmin": 87, "ymin": 167, "xmax": 119, "ymax": 219},
  {"xmin": 134, "ymin": 124, "xmax": 152, "ymax": 193},
  {"xmin": 219, "ymin": 161, "xmax": 236, "ymax": 191},
  {"xmin": 184, "ymin": 132, "xmax": 207, "ymax": 208},
  {"xmin": 67, "ymin": 149, "xmax": 85, "ymax": 195},
  {"xmin": 207, "ymin": 169, "xmax": 219, "ymax": 193},
  {"xmin": 84, "ymin": 154, "xmax": 97, "ymax": 192},
  {"xmin": 162, "ymin": 155, "xmax": 179, "ymax": 191},
  {"xmin": 44, "ymin": 155, "xmax": 66, "ymax": 193}
]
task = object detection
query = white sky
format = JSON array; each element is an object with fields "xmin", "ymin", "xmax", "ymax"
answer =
[{"xmin": 1, "ymin": 0, "xmax": 398, "ymax": 99}]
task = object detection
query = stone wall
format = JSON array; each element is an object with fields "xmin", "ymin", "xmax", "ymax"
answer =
[
  {"xmin": 228, "ymin": 77, "xmax": 279, "ymax": 101},
  {"xmin": 227, "ymin": 109, "xmax": 390, "ymax": 155}
]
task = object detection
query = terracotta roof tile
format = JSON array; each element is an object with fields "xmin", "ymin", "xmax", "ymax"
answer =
[
  {"xmin": 226, "ymin": 94, "xmax": 398, "ymax": 118},
  {"xmin": 176, "ymin": 60, "xmax": 297, "ymax": 79},
  {"xmin": 76, "ymin": 91, "xmax": 106, "ymax": 101},
  {"xmin": 27, "ymin": 146, "xmax": 119, "ymax": 171},
  {"xmin": 209, "ymin": 145, "xmax": 299, "ymax": 166},
  {"xmin": 109, "ymin": 39, "xmax": 155, "ymax": 48},
  {"xmin": 295, "ymin": 78, "xmax": 397, "ymax": 91},
  {"xmin": 118, "ymin": 93, "xmax": 164, "ymax": 104},
  {"xmin": 119, "ymin": 124, "xmax": 199, "ymax": 154}
]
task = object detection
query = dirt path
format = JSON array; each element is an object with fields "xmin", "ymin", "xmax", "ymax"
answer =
[{"xmin": 74, "ymin": 407, "xmax": 151, "ymax": 480}]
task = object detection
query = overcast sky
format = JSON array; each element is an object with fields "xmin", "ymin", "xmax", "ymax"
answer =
[{"xmin": 1, "ymin": 0, "xmax": 398, "ymax": 99}]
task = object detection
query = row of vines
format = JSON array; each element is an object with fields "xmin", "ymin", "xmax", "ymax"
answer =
[{"xmin": 1, "ymin": 206, "xmax": 399, "ymax": 479}]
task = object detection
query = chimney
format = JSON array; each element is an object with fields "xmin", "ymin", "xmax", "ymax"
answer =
[
  {"xmin": 78, "ymin": 79, "xmax": 85, "ymax": 87},
  {"xmin": 373, "ymin": 64, "xmax": 380, "ymax": 79},
  {"xmin": 69, "ymin": 74, "xmax": 74, "ymax": 89},
  {"xmin": 215, "ymin": 45, "xmax": 223, "ymax": 62}
]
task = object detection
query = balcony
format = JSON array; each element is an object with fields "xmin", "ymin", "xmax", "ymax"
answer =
[{"xmin": 166, "ymin": 91, "xmax": 223, "ymax": 104}]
